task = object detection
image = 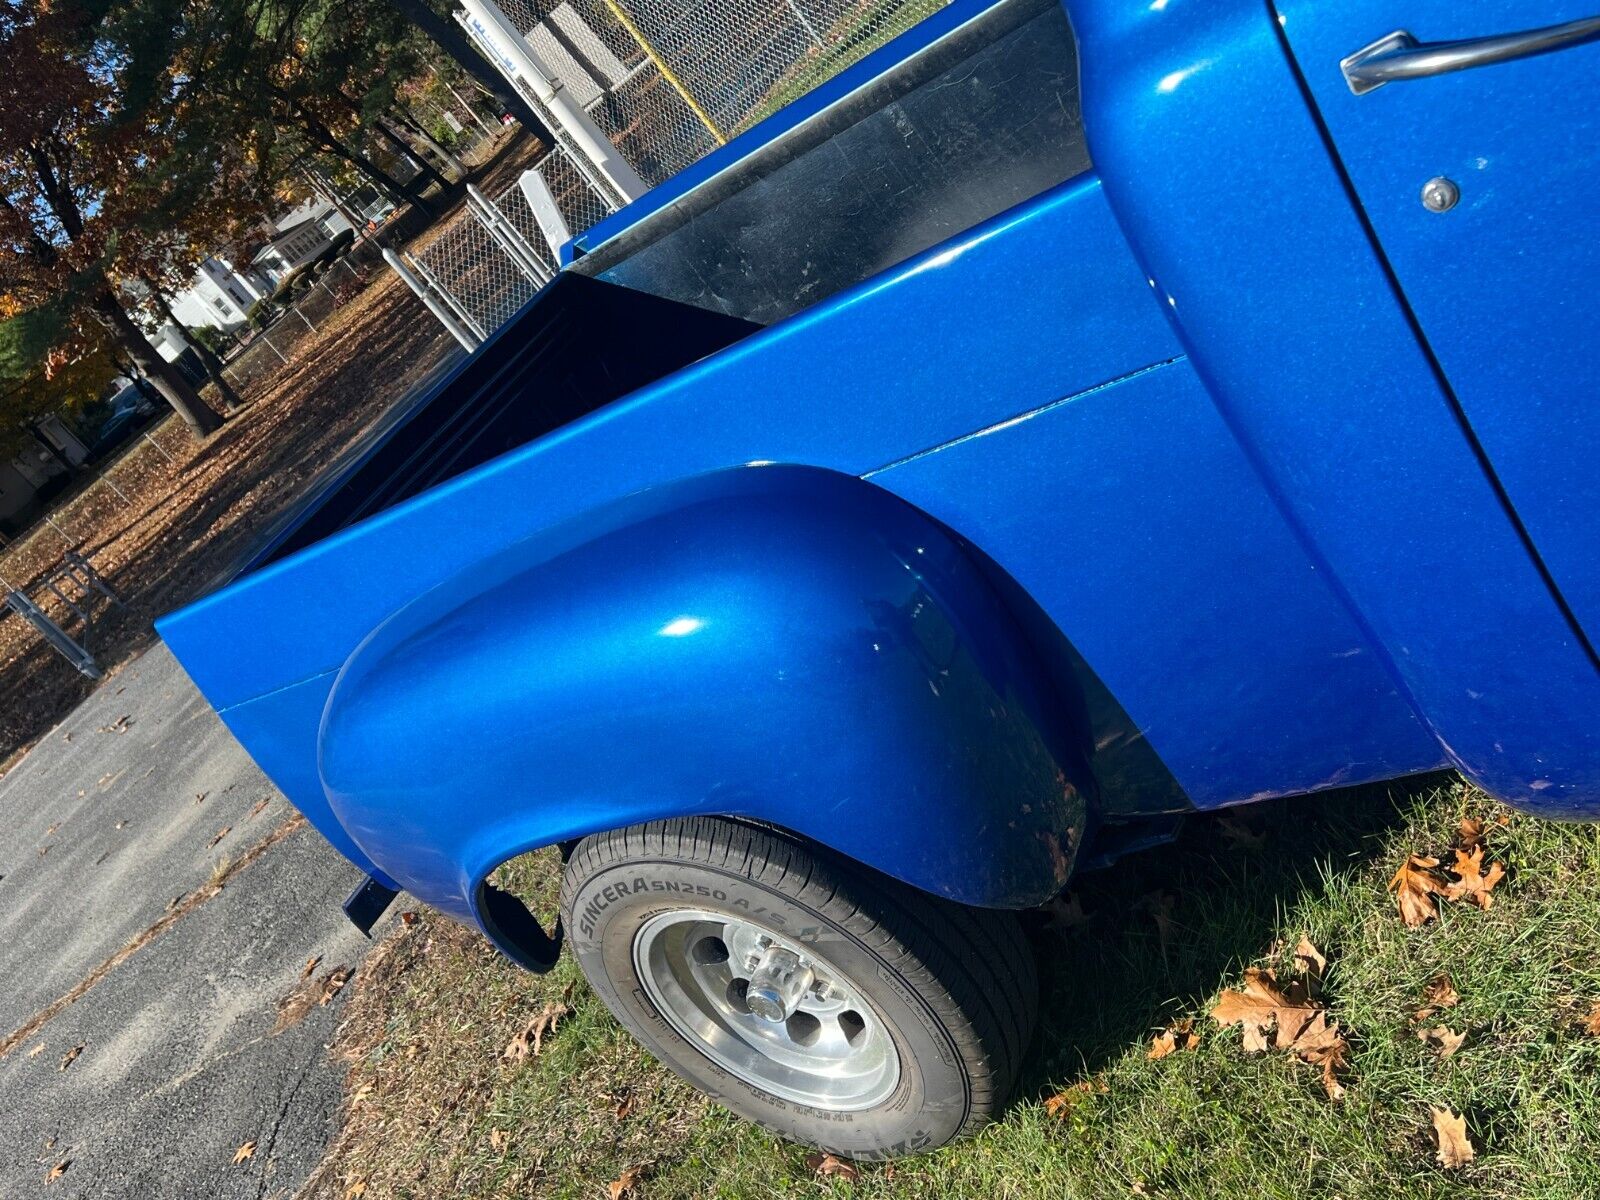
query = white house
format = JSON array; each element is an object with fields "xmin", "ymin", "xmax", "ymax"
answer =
[{"xmin": 166, "ymin": 198, "xmax": 356, "ymax": 332}]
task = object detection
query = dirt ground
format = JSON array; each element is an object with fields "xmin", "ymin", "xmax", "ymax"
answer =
[{"xmin": 0, "ymin": 132, "xmax": 544, "ymax": 768}]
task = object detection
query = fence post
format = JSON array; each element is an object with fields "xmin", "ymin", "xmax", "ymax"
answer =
[
  {"xmin": 518, "ymin": 168, "xmax": 574, "ymax": 261},
  {"xmin": 383, "ymin": 248, "xmax": 481, "ymax": 352},
  {"xmin": 263, "ymin": 333, "xmax": 288, "ymax": 364},
  {"xmin": 467, "ymin": 183, "xmax": 553, "ymax": 285},
  {"xmin": 457, "ymin": 0, "xmax": 649, "ymax": 204},
  {"xmin": 406, "ymin": 251, "xmax": 490, "ymax": 343}
]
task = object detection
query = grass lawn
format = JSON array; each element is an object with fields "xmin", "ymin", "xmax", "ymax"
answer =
[{"xmin": 304, "ymin": 775, "xmax": 1600, "ymax": 1199}]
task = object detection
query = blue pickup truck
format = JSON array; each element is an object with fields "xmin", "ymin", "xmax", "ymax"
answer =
[{"xmin": 160, "ymin": 0, "xmax": 1600, "ymax": 1159}]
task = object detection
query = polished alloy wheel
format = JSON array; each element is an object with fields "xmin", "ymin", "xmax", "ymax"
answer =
[{"xmin": 632, "ymin": 909, "xmax": 900, "ymax": 1110}]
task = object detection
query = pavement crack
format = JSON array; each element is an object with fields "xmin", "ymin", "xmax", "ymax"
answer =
[{"xmin": 0, "ymin": 815, "xmax": 305, "ymax": 1059}]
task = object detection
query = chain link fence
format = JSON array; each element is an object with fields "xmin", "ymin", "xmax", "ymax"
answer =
[
  {"xmin": 494, "ymin": 0, "xmax": 948, "ymax": 188},
  {"xmin": 400, "ymin": 148, "xmax": 618, "ymax": 338}
]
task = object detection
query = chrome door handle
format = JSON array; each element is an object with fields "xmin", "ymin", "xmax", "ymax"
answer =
[{"xmin": 1341, "ymin": 15, "xmax": 1600, "ymax": 94}]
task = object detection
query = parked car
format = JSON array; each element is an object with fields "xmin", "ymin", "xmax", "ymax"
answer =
[{"xmin": 160, "ymin": 0, "xmax": 1600, "ymax": 1160}]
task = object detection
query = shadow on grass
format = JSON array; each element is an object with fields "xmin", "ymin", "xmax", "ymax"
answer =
[{"xmin": 1018, "ymin": 771, "xmax": 1452, "ymax": 1100}]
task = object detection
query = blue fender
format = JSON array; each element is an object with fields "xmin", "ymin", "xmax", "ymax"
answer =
[{"xmin": 318, "ymin": 466, "xmax": 1091, "ymax": 965}]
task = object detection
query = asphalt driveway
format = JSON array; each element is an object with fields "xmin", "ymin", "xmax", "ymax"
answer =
[{"xmin": 0, "ymin": 642, "xmax": 381, "ymax": 1199}]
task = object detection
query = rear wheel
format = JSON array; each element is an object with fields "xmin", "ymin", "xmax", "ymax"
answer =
[{"xmin": 559, "ymin": 817, "xmax": 1037, "ymax": 1158}]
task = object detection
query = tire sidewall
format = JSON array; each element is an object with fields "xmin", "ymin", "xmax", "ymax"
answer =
[{"xmin": 566, "ymin": 855, "xmax": 971, "ymax": 1157}]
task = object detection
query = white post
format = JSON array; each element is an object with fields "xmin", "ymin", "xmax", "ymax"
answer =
[
  {"xmin": 467, "ymin": 183, "xmax": 552, "ymax": 285},
  {"xmin": 384, "ymin": 248, "xmax": 481, "ymax": 351},
  {"xmin": 456, "ymin": 0, "xmax": 648, "ymax": 204},
  {"xmin": 518, "ymin": 167, "xmax": 573, "ymax": 262}
]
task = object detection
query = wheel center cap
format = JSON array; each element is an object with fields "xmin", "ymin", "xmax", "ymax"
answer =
[{"xmin": 745, "ymin": 944, "xmax": 814, "ymax": 1022}]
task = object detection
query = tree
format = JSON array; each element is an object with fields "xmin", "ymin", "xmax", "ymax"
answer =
[
  {"xmin": 381, "ymin": 0, "xmax": 553, "ymax": 141},
  {"xmin": 0, "ymin": 2, "xmax": 224, "ymax": 436}
]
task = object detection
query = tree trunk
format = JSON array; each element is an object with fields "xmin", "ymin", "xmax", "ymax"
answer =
[
  {"xmin": 398, "ymin": 107, "xmax": 465, "ymax": 175},
  {"xmin": 91, "ymin": 289, "xmax": 224, "ymax": 438},
  {"xmin": 376, "ymin": 119, "xmax": 450, "ymax": 192},
  {"xmin": 381, "ymin": 0, "xmax": 555, "ymax": 144},
  {"xmin": 278, "ymin": 92, "xmax": 437, "ymax": 219},
  {"xmin": 142, "ymin": 277, "xmax": 244, "ymax": 413}
]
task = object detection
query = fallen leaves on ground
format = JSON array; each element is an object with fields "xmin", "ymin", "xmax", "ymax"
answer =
[
  {"xmin": 488, "ymin": 1128, "xmax": 508, "ymax": 1151},
  {"xmin": 1043, "ymin": 1076, "xmax": 1108, "ymax": 1117},
  {"xmin": 806, "ymin": 1153, "xmax": 861, "ymax": 1182},
  {"xmin": 45, "ymin": 1160, "xmax": 69, "ymax": 1183},
  {"xmin": 503, "ymin": 998, "xmax": 570, "ymax": 1063},
  {"xmin": 607, "ymin": 1164, "xmax": 646, "ymax": 1199},
  {"xmin": 1444, "ymin": 846, "xmax": 1506, "ymax": 911},
  {"xmin": 275, "ymin": 964, "xmax": 352, "ymax": 1032},
  {"xmin": 1418, "ymin": 1025, "xmax": 1467, "ymax": 1058},
  {"xmin": 319, "ymin": 965, "xmax": 352, "ymax": 1004},
  {"xmin": 1430, "ymin": 1106, "xmax": 1474, "ymax": 1168},
  {"xmin": 208, "ymin": 825, "xmax": 231, "ymax": 848},
  {"xmin": 1147, "ymin": 1018, "xmax": 1199, "ymax": 1060},
  {"xmin": 232, "ymin": 1141, "xmax": 256, "ymax": 1165},
  {"xmin": 1416, "ymin": 973, "xmax": 1460, "ymax": 1021},
  {"xmin": 250, "ymin": 797, "xmax": 269, "ymax": 818},
  {"xmin": 1389, "ymin": 855, "xmax": 1451, "ymax": 927},
  {"xmin": 343, "ymin": 1180, "xmax": 368, "ymax": 1199},
  {"xmin": 1040, "ymin": 892, "xmax": 1088, "ymax": 935},
  {"xmin": 613, "ymin": 1091, "xmax": 636, "ymax": 1120},
  {"xmin": 26, "ymin": 1042, "xmax": 45, "ymax": 1058},
  {"xmin": 1457, "ymin": 816, "xmax": 1485, "ymax": 850},
  {"xmin": 1138, "ymin": 891, "xmax": 1177, "ymax": 956},
  {"xmin": 400, "ymin": 911, "xmax": 418, "ymax": 927},
  {"xmin": 1211, "ymin": 939, "xmax": 1349, "ymax": 1099},
  {"xmin": 1217, "ymin": 811, "xmax": 1267, "ymax": 849},
  {"xmin": 58, "ymin": 1044, "xmax": 83, "ymax": 1072},
  {"xmin": 1294, "ymin": 935, "xmax": 1328, "ymax": 998}
]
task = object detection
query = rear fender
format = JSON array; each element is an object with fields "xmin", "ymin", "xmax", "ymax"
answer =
[{"xmin": 318, "ymin": 466, "xmax": 1091, "ymax": 965}]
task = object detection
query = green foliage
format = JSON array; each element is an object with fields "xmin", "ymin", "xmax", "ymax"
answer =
[{"xmin": 246, "ymin": 298, "xmax": 277, "ymax": 330}]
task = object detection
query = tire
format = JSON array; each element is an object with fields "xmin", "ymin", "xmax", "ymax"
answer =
[{"xmin": 559, "ymin": 817, "xmax": 1038, "ymax": 1159}]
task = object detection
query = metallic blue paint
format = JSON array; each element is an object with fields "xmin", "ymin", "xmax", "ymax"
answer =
[
  {"xmin": 1272, "ymin": 0, "xmax": 1600, "ymax": 651},
  {"xmin": 159, "ymin": 0, "xmax": 1600, "ymax": 958},
  {"xmin": 319, "ymin": 467, "xmax": 1088, "ymax": 927},
  {"xmin": 871, "ymin": 359, "xmax": 1444, "ymax": 809},
  {"xmin": 1068, "ymin": 0, "xmax": 1600, "ymax": 814}
]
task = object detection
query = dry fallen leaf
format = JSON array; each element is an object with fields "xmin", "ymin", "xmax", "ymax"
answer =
[
  {"xmin": 1580, "ymin": 1002, "xmax": 1600, "ymax": 1036},
  {"xmin": 806, "ymin": 1153, "xmax": 861, "ymax": 1182},
  {"xmin": 250, "ymin": 797, "xmax": 269, "ymax": 818},
  {"xmin": 1212, "ymin": 954, "xmax": 1350, "ymax": 1099},
  {"xmin": 319, "ymin": 965, "xmax": 352, "ymax": 1005},
  {"xmin": 300, "ymin": 954, "xmax": 322, "ymax": 979},
  {"xmin": 1295, "ymin": 936, "xmax": 1328, "ymax": 998},
  {"xmin": 343, "ymin": 1181, "xmax": 368, "ymax": 1200},
  {"xmin": 488, "ymin": 1129, "xmax": 508, "ymax": 1151},
  {"xmin": 1040, "ymin": 892, "xmax": 1088, "ymax": 934},
  {"xmin": 27, "ymin": 1042, "xmax": 45, "ymax": 1058},
  {"xmin": 1389, "ymin": 855, "xmax": 1450, "ymax": 926},
  {"xmin": 1147, "ymin": 1018, "xmax": 1199, "ymax": 1061},
  {"xmin": 1418, "ymin": 1025, "xmax": 1467, "ymax": 1059},
  {"xmin": 1416, "ymin": 973, "xmax": 1461, "ymax": 1021},
  {"xmin": 608, "ymin": 1164, "xmax": 646, "ymax": 1199},
  {"xmin": 400, "ymin": 911, "xmax": 419, "ymax": 927},
  {"xmin": 1217, "ymin": 811, "xmax": 1267, "ymax": 849},
  {"xmin": 1457, "ymin": 816, "xmax": 1485, "ymax": 851},
  {"xmin": 46, "ymin": 1160, "xmax": 69, "ymax": 1183},
  {"xmin": 1445, "ymin": 846, "xmax": 1506, "ymax": 911},
  {"xmin": 1430, "ymin": 1106, "xmax": 1475, "ymax": 1168},
  {"xmin": 502, "ymin": 998, "xmax": 570, "ymax": 1063},
  {"xmin": 232, "ymin": 1141, "xmax": 256, "ymax": 1165},
  {"xmin": 1044, "ymin": 1076, "xmax": 1107, "ymax": 1116},
  {"xmin": 1211, "ymin": 966, "xmax": 1320, "ymax": 1053},
  {"xmin": 613, "ymin": 1092, "xmax": 636, "ymax": 1120},
  {"xmin": 208, "ymin": 825, "xmax": 231, "ymax": 848},
  {"xmin": 1138, "ymin": 891, "xmax": 1177, "ymax": 956},
  {"xmin": 59, "ymin": 1044, "xmax": 83, "ymax": 1072}
]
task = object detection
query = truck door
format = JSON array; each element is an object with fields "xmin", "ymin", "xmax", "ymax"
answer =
[{"xmin": 1272, "ymin": 3, "xmax": 1600, "ymax": 648}]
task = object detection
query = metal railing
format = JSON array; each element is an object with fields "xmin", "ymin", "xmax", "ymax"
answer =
[{"xmin": 493, "ymin": 0, "xmax": 950, "ymax": 183}]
